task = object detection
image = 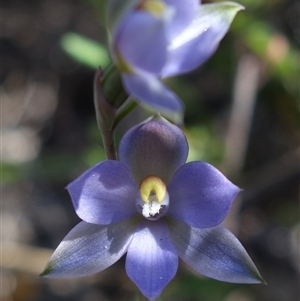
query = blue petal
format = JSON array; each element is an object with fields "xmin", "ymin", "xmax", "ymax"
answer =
[
  {"xmin": 67, "ymin": 160, "xmax": 138, "ymax": 225},
  {"xmin": 126, "ymin": 219, "xmax": 178, "ymax": 299},
  {"xmin": 40, "ymin": 220, "xmax": 136, "ymax": 278},
  {"xmin": 167, "ymin": 162, "xmax": 240, "ymax": 228},
  {"xmin": 119, "ymin": 115, "xmax": 188, "ymax": 184},
  {"xmin": 163, "ymin": 0, "xmax": 199, "ymax": 39},
  {"xmin": 107, "ymin": 0, "xmax": 140, "ymax": 35},
  {"xmin": 168, "ymin": 220, "xmax": 265, "ymax": 284},
  {"xmin": 115, "ymin": 11, "xmax": 168, "ymax": 74},
  {"xmin": 162, "ymin": 2, "xmax": 244, "ymax": 77},
  {"xmin": 121, "ymin": 72, "xmax": 183, "ymax": 114}
]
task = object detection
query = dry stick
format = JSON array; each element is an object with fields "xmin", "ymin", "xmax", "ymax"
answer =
[
  {"xmin": 222, "ymin": 54, "xmax": 261, "ymax": 233},
  {"xmin": 223, "ymin": 54, "xmax": 261, "ymax": 176}
]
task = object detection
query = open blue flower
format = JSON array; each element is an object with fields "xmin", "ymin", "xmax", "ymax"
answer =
[
  {"xmin": 41, "ymin": 116, "xmax": 264, "ymax": 299},
  {"xmin": 107, "ymin": 0, "xmax": 244, "ymax": 115}
]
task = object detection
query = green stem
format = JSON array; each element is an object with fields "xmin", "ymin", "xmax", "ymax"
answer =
[
  {"xmin": 100, "ymin": 129, "xmax": 117, "ymax": 160},
  {"xmin": 113, "ymin": 100, "xmax": 138, "ymax": 130},
  {"xmin": 94, "ymin": 66, "xmax": 138, "ymax": 159},
  {"xmin": 101, "ymin": 63, "xmax": 115, "ymax": 85},
  {"xmin": 93, "ymin": 68, "xmax": 117, "ymax": 160}
]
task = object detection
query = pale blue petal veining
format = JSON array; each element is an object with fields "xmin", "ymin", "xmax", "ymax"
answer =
[
  {"xmin": 169, "ymin": 220, "xmax": 265, "ymax": 284},
  {"xmin": 41, "ymin": 220, "xmax": 136, "ymax": 278},
  {"xmin": 67, "ymin": 160, "xmax": 138, "ymax": 225},
  {"xmin": 168, "ymin": 161, "xmax": 240, "ymax": 228},
  {"xmin": 126, "ymin": 219, "xmax": 178, "ymax": 299}
]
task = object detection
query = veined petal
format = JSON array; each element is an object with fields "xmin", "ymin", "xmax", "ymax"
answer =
[
  {"xmin": 115, "ymin": 11, "xmax": 168, "ymax": 74},
  {"xmin": 119, "ymin": 115, "xmax": 188, "ymax": 184},
  {"xmin": 162, "ymin": 2, "xmax": 244, "ymax": 77},
  {"xmin": 121, "ymin": 72, "xmax": 183, "ymax": 114},
  {"xmin": 163, "ymin": 0, "xmax": 199, "ymax": 39},
  {"xmin": 67, "ymin": 160, "xmax": 138, "ymax": 225},
  {"xmin": 168, "ymin": 220, "xmax": 265, "ymax": 284},
  {"xmin": 167, "ymin": 162, "xmax": 240, "ymax": 228},
  {"xmin": 40, "ymin": 220, "xmax": 136, "ymax": 278},
  {"xmin": 126, "ymin": 219, "xmax": 178, "ymax": 299}
]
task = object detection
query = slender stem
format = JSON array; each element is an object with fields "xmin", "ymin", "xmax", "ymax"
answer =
[
  {"xmin": 94, "ymin": 67, "xmax": 138, "ymax": 159},
  {"xmin": 113, "ymin": 100, "xmax": 138, "ymax": 130},
  {"xmin": 100, "ymin": 129, "xmax": 117, "ymax": 160},
  {"xmin": 93, "ymin": 68, "xmax": 117, "ymax": 160},
  {"xmin": 101, "ymin": 63, "xmax": 115, "ymax": 86}
]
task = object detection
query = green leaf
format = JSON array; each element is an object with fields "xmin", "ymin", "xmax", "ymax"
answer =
[{"xmin": 60, "ymin": 32, "xmax": 111, "ymax": 69}]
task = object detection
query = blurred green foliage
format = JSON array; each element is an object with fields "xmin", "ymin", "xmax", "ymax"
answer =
[{"xmin": 60, "ymin": 32, "xmax": 111, "ymax": 69}]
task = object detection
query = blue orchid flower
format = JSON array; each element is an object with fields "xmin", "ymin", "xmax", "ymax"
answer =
[
  {"xmin": 107, "ymin": 0, "xmax": 244, "ymax": 115},
  {"xmin": 41, "ymin": 116, "xmax": 264, "ymax": 300}
]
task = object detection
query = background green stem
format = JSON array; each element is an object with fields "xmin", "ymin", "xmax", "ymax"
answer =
[{"xmin": 113, "ymin": 100, "xmax": 138, "ymax": 130}]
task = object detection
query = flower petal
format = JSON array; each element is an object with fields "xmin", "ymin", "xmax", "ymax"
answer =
[
  {"xmin": 107, "ymin": 0, "xmax": 140, "ymax": 36},
  {"xmin": 119, "ymin": 115, "xmax": 188, "ymax": 184},
  {"xmin": 126, "ymin": 219, "xmax": 178, "ymax": 299},
  {"xmin": 40, "ymin": 220, "xmax": 136, "ymax": 278},
  {"xmin": 67, "ymin": 160, "xmax": 138, "ymax": 225},
  {"xmin": 163, "ymin": 0, "xmax": 199, "ymax": 39},
  {"xmin": 169, "ymin": 220, "xmax": 265, "ymax": 284},
  {"xmin": 167, "ymin": 162, "xmax": 240, "ymax": 228},
  {"xmin": 115, "ymin": 11, "xmax": 168, "ymax": 74},
  {"xmin": 162, "ymin": 2, "xmax": 244, "ymax": 77},
  {"xmin": 121, "ymin": 72, "xmax": 183, "ymax": 114}
]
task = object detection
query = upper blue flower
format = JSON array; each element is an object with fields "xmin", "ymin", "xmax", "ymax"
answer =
[
  {"xmin": 107, "ymin": 0, "xmax": 244, "ymax": 115},
  {"xmin": 41, "ymin": 116, "xmax": 264, "ymax": 299}
]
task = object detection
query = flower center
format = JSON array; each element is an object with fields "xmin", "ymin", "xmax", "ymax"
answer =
[
  {"xmin": 137, "ymin": 176, "xmax": 169, "ymax": 220},
  {"xmin": 137, "ymin": 0, "xmax": 166, "ymax": 17},
  {"xmin": 140, "ymin": 175, "xmax": 166, "ymax": 203}
]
